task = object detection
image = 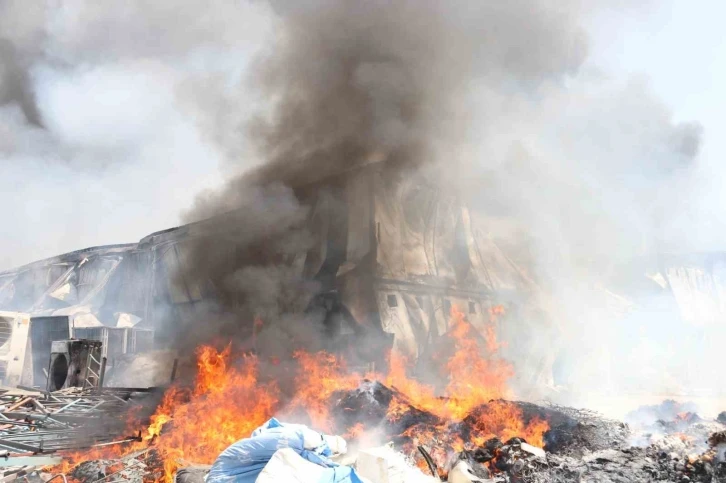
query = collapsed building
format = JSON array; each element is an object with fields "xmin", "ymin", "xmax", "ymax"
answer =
[
  {"xmin": 0, "ymin": 161, "xmax": 723, "ymax": 396},
  {"xmin": 0, "ymin": 161, "xmax": 551, "ymax": 389}
]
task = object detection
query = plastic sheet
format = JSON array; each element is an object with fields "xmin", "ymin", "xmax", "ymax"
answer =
[{"xmin": 206, "ymin": 418, "xmax": 364, "ymax": 483}]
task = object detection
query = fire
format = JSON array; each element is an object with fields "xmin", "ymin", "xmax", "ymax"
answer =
[
  {"xmin": 289, "ymin": 351, "xmax": 359, "ymax": 431},
  {"xmin": 380, "ymin": 305, "xmax": 548, "ymax": 461},
  {"xmin": 142, "ymin": 346, "xmax": 279, "ymax": 482},
  {"xmin": 467, "ymin": 401, "xmax": 549, "ymax": 448},
  {"xmin": 54, "ymin": 303, "xmax": 548, "ymax": 482},
  {"xmin": 385, "ymin": 352, "xmax": 439, "ymax": 415},
  {"xmin": 383, "ymin": 306, "xmax": 516, "ymax": 421},
  {"xmin": 443, "ymin": 306, "xmax": 514, "ymax": 419},
  {"xmin": 344, "ymin": 422, "xmax": 365, "ymax": 439}
]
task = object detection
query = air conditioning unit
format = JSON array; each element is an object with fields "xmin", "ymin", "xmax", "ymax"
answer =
[
  {"xmin": 0, "ymin": 312, "xmax": 31, "ymax": 387},
  {"xmin": 0, "ymin": 313, "xmax": 17, "ymax": 384},
  {"xmin": 46, "ymin": 339, "xmax": 103, "ymax": 392}
]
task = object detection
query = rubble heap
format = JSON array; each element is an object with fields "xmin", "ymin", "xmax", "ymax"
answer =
[
  {"xmin": 0, "ymin": 385, "xmax": 157, "ymax": 480},
  {"xmin": 330, "ymin": 381, "xmax": 726, "ymax": 483}
]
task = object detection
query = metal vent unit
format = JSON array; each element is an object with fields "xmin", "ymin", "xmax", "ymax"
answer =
[
  {"xmin": 0, "ymin": 317, "xmax": 13, "ymax": 355},
  {"xmin": 126, "ymin": 328, "xmax": 154, "ymax": 354},
  {"xmin": 46, "ymin": 339, "xmax": 103, "ymax": 392},
  {"xmin": 73, "ymin": 327, "xmax": 127, "ymax": 360},
  {"xmin": 28, "ymin": 316, "xmax": 71, "ymax": 386}
]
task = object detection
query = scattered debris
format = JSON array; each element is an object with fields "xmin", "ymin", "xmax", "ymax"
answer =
[
  {"xmin": 70, "ymin": 450, "xmax": 153, "ymax": 483},
  {"xmin": 5, "ymin": 365, "xmax": 716, "ymax": 483},
  {"xmin": 710, "ymin": 431, "xmax": 726, "ymax": 447},
  {"xmin": 448, "ymin": 460, "xmax": 487, "ymax": 483},
  {"xmin": 330, "ymin": 382, "xmax": 726, "ymax": 482},
  {"xmin": 520, "ymin": 443, "xmax": 545, "ymax": 459},
  {"xmin": 0, "ymin": 386, "xmax": 157, "ymax": 481},
  {"xmin": 35, "ymin": 382, "xmax": 726, "ymax": 483}
]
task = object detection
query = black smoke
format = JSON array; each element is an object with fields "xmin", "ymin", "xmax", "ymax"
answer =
[{"xmin": 172, "ymin": 0, "xmax": 593, "ymax": 360}]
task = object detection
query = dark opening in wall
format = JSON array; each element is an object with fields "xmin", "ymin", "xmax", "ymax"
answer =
[
  {"xmin": 469, "ymin": 301, "xmax": 476, "ymax": 314},
  {"xmin": 387, "ymin": 294, "xmax": 398, "ymax": 308}
]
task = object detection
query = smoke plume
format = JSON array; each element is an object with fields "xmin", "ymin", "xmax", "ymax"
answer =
[
  {"xmin": 175, "ymin": 0, "xmax": 593, "ymax": 360},
  {"xmin": 1, "ymin": 0, "xmax": 721, "ymax": 413},
  {"xmin": 0, "ymin": 0, "xmax": 273, "ymax": 269},
  {"xmin": 178, "ymin": 0, "xmax": 711, "ymax": 411}
]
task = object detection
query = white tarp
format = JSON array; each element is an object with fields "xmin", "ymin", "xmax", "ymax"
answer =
[
  {"xmin": 355, "ymin": 445, "xmax": 438, "ymax": 483},
  {"xmin": 256, "ymin": 448, "xmax": 331, "ymax": 483}
]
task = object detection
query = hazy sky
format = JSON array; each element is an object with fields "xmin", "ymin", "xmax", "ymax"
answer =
[
  {"xmin": 587, "ymin": 0, "xmax": 726, "ymax": 251},
  {"xmin": 590, "ymin": 0, "xmax": 726, "ymax": 130},
  {"xmin": 1, "ymin": 0, "xmax": 724, "ymax": 270}
]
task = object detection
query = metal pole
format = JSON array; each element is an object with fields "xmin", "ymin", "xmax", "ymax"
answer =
[
  {"xmin": 98, "ymin": 357, "xmax": 108, "ymax": 388},
  {"xmin": 170, "ymin": 359, "xmax": 179, "ymax": 383}
]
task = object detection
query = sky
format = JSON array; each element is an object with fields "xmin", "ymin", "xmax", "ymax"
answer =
[
  {"xmin": 590, "ymin": 0, "xmax": 726, "ymax": 129},
  {"xmin": 1, "ymin": 0, "xmax": 725, "ymax": 270},
  {"xmin": 587, "ymin": 0, "xmax": 726, "ymax": 251}
]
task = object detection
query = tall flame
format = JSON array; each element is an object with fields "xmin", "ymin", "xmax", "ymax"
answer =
[
  {"xmin": 142, "ymin": 346, "xmax": 279, "ymax": 482},
  {"xmin": 443, "ymin": 306, "xmax": 514, "ymax": 419},
  {"xmin": 381, "ymin": 305, "xmax": 548, "ymax": 456},
  {"xmin": 289, "ymin": 351, "xmax": 359, "ymax": 431}
]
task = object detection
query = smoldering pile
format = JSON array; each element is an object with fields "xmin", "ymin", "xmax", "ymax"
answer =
[{"xmin": 328, "ymin": 381, "xmax": 726, "ymax": 482}]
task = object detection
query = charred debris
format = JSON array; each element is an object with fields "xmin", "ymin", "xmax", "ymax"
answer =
[{"xmin": 0, "ymin": 378, "xmax": 722, "ymax": 483}]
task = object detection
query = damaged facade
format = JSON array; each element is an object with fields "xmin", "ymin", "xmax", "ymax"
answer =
[
  {"xmin": 290, "ymin": 162, "xmax": 550, "ymax": 378},
  {"xmin": 0, "ymin": 162, "xmax": 721, "ymax": 392},
  {"xmin": 0, "ymin": 161, "xmax": 549, "ymax": 388}
]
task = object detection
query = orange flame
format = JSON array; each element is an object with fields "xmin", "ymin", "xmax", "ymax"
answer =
[
  {"xmin": 55, "ymin": 304, "xmax": 548, "ymax": 481},
  {"xmin": 289, "ymin": 351, "xmax": 359, "ymax": 431},
  {"xmin": 442, "ymin": 306, "xmax": 514, "ymax": 419},
  {"xmin": 137, "ymin": 345, "xmax": 279, "ymax": 482},
  {"xmin": 379, "ymin": 305, "xmax": 548, "ymax": 460},
  {"xmin": 385, "ymin": 352, "xmax": 439, "ymax": 415}
]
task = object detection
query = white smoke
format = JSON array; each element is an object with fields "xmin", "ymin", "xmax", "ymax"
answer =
[{"xmin": 0, "ymin": 0, "xmax": 275, "ymax": 269}]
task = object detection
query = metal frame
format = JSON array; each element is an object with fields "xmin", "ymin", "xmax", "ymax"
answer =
[{"xmin": 0, "ymin": 387, "xmax": 154, "ymax": 461}]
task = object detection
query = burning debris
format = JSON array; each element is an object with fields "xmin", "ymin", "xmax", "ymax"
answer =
[
  {"xmin": 29, "ymin": 357, "xmax": 726, "ymax": 483},
  {"xmin": 0, "ymin": 308, "xmax": 711, "ymax": 483},
  {"xmin": 0, "ymin": 0, "xmax": 722, "ymax": 482}
]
